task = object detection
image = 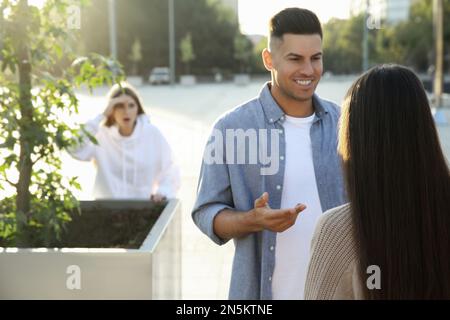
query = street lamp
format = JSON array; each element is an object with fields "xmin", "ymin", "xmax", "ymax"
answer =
[
  {"xmin": 108, "ymin": 0, "xmax": 117, "ymax": 60},
  {"xmin": 362, "ymin": 0, "xmax": 370, "ymax": 72},
  {"xmin": 169, "ymin": 0, "xmax": 176, "ymax": 85}
]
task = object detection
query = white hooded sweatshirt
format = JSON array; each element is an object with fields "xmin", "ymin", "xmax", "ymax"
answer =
[{"xmin": 69, "ymin": 114, "xmax": 180, "ymax": 199}]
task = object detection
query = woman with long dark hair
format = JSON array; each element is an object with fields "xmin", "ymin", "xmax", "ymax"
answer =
[{"xmin": 304, "ymin": 64, "xmax": 450, "ymax": 299}]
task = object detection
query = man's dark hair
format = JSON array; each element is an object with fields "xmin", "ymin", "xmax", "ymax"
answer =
[{"xmin": 269, "ymin": 8, "xmax": 323, "ymax": 40}]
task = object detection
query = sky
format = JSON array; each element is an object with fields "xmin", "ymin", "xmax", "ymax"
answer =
[{"xmin": 238, "ymin": 0, "xmax": 353, "ymax": 35}]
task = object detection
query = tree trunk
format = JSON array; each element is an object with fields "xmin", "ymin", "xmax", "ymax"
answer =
[
  {"xmin": 16, "ymin": 59, "xmax": 33, "ymax": 219},
  {"xmin": 15, "ymin": 0, "xmax": 33, "ymax": 246}
]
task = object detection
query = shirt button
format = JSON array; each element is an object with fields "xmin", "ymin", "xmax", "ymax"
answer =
[
  {"xmin": 269, "ymin": 118, "xmax": 274, "ymax": 123},
  {"xmin": 269, "ymin": 276, "xmax": 272, "ymax": 282},
  {"xmin": 270, "ymin": 246, "xmax": 274, "ymax": 251},
  {"xmin": 280, "ymin": 156, "xmax": 284, "ymax": 161},
  {"xmin": 276, "ymin": 185, "xmax": 281, "ymax": 190},
  {"xmin": 279, "ymin": 129, "xmax": 283, "ymax": 134}
]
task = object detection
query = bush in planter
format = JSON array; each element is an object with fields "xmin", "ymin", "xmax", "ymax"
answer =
[
  {"xmin": 0, "ymin": 199, "xmax": 168, "ymax": 249},
  {"xmin": 0, "ymin": 0, "xmax": 126, "ymax": 247},
  {"xmin": 53, "ymin": 200, "xmax": 167, "ymax": 249}
]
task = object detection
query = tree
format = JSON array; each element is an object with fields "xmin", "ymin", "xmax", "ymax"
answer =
[
  {"xmin": 180, "ymin": 32, "xmax": 195, "ymax": 74},
  {"xmin": 251, "ymin": 36, "xmax": 268, "ymax": 74},
  {"xmin": 233, "ymin": 33, "xmax": 253, "ymax": 73},
  {"xmin": 80, "ymin": 0, "xmax": 240, "ymax": 76},
  {"xmin": 373, "ymin": 0, "xmax": 450, "ymax": 72},
  {"xmin": 322, "ymin": 15, "xmax": 372, "ymax": 74},
  {"xmin": 0, "ymin": 0, "xmax": 123, "ymax": 247}
]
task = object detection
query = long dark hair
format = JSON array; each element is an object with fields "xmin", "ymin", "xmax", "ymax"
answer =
[
  {"xmin": 105, "ymin": 82, "xmax": 145, "ymax": 127},
  {"xmin": 339, "ymin": 64, "xmax": 450, "ymax": 299}
]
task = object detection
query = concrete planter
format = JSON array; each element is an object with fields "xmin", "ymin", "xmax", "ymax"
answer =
[
  {"xmin": 0, "ymin": 199, "xmax": 181, "ymax": 300},
  {"xmin": 180, "ymin": 75, "xmax": 196, "ymax": 86},
  {"xmin": 233, "ymin": 74, "xmax": 250, "ymax": 86}
]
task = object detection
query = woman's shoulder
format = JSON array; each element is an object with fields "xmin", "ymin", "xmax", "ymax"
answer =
[
  {"xmin": 318, "ymin": 203, "xmax": 353, "ymax": 235},
  {"xmin": 305, "ymin": 203, "xmax": 358, "ymax": 300}
]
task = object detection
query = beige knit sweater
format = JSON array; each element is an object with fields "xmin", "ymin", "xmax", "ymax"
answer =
[{"xmin": 304, "ymin": 203, "xmax": 366, "ymax": 300}]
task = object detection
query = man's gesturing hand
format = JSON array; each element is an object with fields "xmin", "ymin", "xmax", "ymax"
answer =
[
  {"xmin": 212, "ymin": 192, "xmax": 307, "ymax": 241},
  {"xmin": 250, "ymin": 192, "xmax": 306, "ymax": 233}
]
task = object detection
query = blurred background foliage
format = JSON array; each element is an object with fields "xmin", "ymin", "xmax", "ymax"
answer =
[{"xmin": 78, "ymin": 0, "xmax": 450, "ymax": 76}]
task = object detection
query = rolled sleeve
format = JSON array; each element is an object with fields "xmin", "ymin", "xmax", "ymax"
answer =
[
  {"xmin": 192, "ymin": 203, "xmax": 232, "ymax": 245},
  {"xmin": 191, "ymin": 119, "xmax": 234, "ymax": 246}
]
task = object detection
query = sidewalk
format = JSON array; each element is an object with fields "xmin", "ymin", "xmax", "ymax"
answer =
[{"xmin": 151, "ymin": 112, "xmax": 234, "ymax": 300}]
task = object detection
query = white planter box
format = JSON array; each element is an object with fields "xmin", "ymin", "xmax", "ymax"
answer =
[
  {"xmin": 0, "ymin": 199, "xmax": 181, "ymax": 300},
  {"xmin": 180, "ymin": 75, "xmax": 196, "ymax": 86},
  {"xmin": 234, "ymin": 74, "xmax": 250, "ymax": 86}
]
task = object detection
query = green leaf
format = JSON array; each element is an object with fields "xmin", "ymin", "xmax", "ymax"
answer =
[{"xmin": 1, "ymin": 0, "xmax": 124, "ymax": 246}]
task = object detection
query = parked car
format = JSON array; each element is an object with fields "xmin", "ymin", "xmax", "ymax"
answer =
[{"xmin": 149, "ymin": 67, "xmax": 170, "ymax": 85}]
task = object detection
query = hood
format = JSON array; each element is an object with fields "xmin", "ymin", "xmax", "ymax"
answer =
[
  {"xmin": 108, "ymin": 114, "xmax": 150, "ymax": 142},
  {"xmin": 108, "ymin": 114, "xmax": 150, "ymax": 198}
]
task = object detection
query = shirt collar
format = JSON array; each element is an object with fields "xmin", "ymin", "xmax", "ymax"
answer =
[{"xmin": 258, "ymin": 82, "xmax": 328, "ymax": 124}]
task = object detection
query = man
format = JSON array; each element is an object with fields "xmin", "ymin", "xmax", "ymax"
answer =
[{"xmin": 192, "ymin": 8, "xmax": 346, "ymax": 300}]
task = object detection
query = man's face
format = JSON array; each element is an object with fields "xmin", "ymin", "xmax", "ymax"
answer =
[{"xmin": 264, "ymin": 34, "xmax": 323, "ymax": 103}]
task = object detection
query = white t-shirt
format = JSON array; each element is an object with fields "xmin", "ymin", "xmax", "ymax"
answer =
[{"xmin": 272, "ymin": 113, "xmax": 323, "ymax": 300}]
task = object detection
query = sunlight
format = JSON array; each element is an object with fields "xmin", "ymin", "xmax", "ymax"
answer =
[
  {"xmin": 238, "ymin": 0, "xmax": 352, "ymax": 35},
  {"xmin": 28, "ymin": 0, "xmax": 46, "ymax": 8}
]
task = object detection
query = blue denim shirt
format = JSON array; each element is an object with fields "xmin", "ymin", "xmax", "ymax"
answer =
[{"xmin": 192, "ymin": 83, "xmax": 346, "ymax": 300}]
